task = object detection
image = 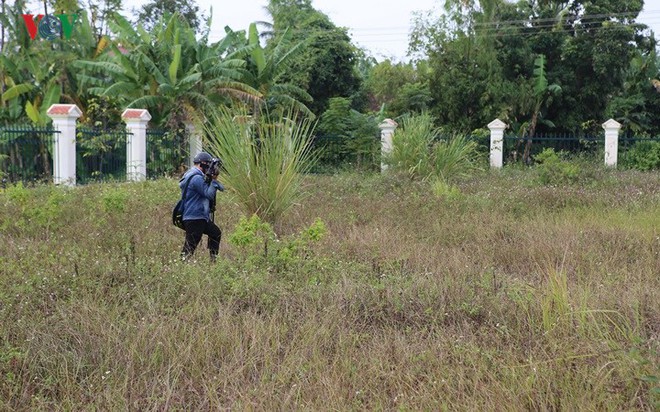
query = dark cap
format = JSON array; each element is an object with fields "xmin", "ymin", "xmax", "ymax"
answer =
[{"xmin": 193, "ymin": 152, "xmax": 213, "ymax": 164}]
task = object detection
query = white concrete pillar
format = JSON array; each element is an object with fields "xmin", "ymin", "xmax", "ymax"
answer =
[
  {"xmin": 185, "ymin": 121, "xmax": 203, "ymax": 168},
  {"xmin": 122, "ymin": 109, "xmax": 152, "ymax": 181},
  {"xmin": 602, "ymin": 119, "xmax": 621, "ymax": 167},
  {"xmin": 47, "ymin": 104, "xmax": 82, "ymax": 186},
  {"xmin": 488, "ymin": 119, "xmax": 507, "ymax": 169},
  {"xmin": 378, "ymin": 118, "xmax": 398, "ymax": 172}
]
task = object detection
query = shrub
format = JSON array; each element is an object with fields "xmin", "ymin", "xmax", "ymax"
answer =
[
  {"xmin": 315, "ymin": 98, "xmax": 380, "ymax": 170},
  {"xmin": 621, "ymin": 141, "xmax": 660, "ymax": 171},
  {"xmin": 386, "ymin": 113, "xmax": 482, "ymax": 182},
  {"xmin": 228, "ymin": 214, "xmax": 275, "ymax": 261},
  {"xmin": 102, "ymin": 187, "xmax": 129, "ymax": 214},
  {"xmin": 385, "ymin": 112, "xmax": 437, "ymax": 179},
  {"xmin": 228, "ymin": 214, "xmax": 327, "ymax": 269},
  {"xmin": 431, "ymin": 178, "xmax": 462, "ymax": 201},
  {"xmin": 534, "ymin": 148, "xmax": 581, "ymax": 185},
  {"xmin": 432, "ymin": 135, "xmax": 481, "ymax": 182},
  {"xmin": 204, "ymin": 107, "xmax": 317, "ymax": 225}
]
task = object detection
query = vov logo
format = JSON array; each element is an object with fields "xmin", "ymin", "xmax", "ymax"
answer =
[{"xmin": 22, "ymin": 14, "xmax": 79, "ymax": 40}]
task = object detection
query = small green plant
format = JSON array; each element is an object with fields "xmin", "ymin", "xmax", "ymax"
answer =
[
  {"xmin": 534, "ymin": 148, "xmax": 581, "ymax": 185},
  {"xmin": 274, "ymin": 219, "xmax": 327, "ymax": 271},
  {"xmin": 3, "ymin": 181, "xmax": 30, "ymax": 205},
  {"xmin": 621, "ymin": 141, "xmax": 660, "ymax": 171},
  {"xmin": 228, "ymin": 215, "xmax": 328, "ymax": 269},
  {"xmin": 228, "ymin": 214, "xmax": 276, "ymax": 260},
  {"xmin": 102, "ymin": 187, "xmax": 129, "ymax": 213},
  {"xmin": 431, "ymin": 178, "xmax": 462, "ymax": 201},
  {"xmin": 1, "ymin": 184, "xmax": 66, "ymax": 232},
  {"xmin": 23, "ymin": 190, "xmax": 66, "ymax": 231}
]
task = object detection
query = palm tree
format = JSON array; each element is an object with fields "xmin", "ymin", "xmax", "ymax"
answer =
[{"xmin": 521, "ymin": 55, "xmax": 561, "ymax": 163}]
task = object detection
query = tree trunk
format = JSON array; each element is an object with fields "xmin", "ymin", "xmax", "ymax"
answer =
[
  {"xmin": 523, "ymin": 110, "xmax": 539, "ymax": 165},
  {"xmin": 39, "ymin": 133, "xmax": 51, "ymax": 178}
]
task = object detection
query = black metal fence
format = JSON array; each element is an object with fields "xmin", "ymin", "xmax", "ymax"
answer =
[
  {"xmin": 0, "ymin": 125, "xmax": 57, "ymax": 185},
  {"xmin": 2, "ymin": 124, "xmax": 657, "ymax": 185},
  {"xmin": 501, "ymin": 133, "xmax": 604, "ymax": 164},
  {"xmin": 146, "ymin": 129, "xmax": 188, "ymax": 178},
  {"xmin": 76, "ymin": 127, "xmax": 129, "ymax": 184}
]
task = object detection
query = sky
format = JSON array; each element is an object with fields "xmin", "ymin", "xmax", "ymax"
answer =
[{"xmin": 124, "ymin": 0, "xmax": 660, "ymax": 61}]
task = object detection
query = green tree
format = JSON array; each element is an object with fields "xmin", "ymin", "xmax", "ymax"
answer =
[
  {"xmin": 77, "ymin": 13, "xmax": 260, "ymax": 128},
  {"xmin": 606, "ymin": 47, "xmax": 660, "ymax": 134},
  {"xmin": 365, "ymin": 60, "xmax": 432, "ymax": 117},
  {"xmin": 316, "ymin": 97, "xmax": 380, "ymax": 168},
  {"xmin": 86, "ymin": 0, "xmax": 123, "ymax": 40},
  {"xmin": 136, "ymin": 0, "xmax": 204, "ymax": 32},
  {"xmin": 266, "ymin": 0, "xmax": 362, "ymax": 116},
  {"xmin": 410, "ymin": 0, "xmax": 656, "ymax": 136},
  {"xmin": 521, "ymin": 55, "xmax": 561, "ymax": 163},
  {"xmin": 238, "ymin": 23, "xmax": 313, "ymax": 117}
]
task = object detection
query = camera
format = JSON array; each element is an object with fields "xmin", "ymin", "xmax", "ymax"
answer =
[{"xmin": 204, "ymin": 158, "xmax": 222, "ymax": 182}]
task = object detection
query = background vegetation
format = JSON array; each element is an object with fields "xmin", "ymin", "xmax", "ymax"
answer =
[{"xmin": 1, "ymin": 0, "xmax": 658, "ymax": 148}]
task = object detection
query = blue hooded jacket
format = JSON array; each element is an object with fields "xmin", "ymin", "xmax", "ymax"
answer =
[{"xmin": 179, "ymin": 168, "xmax": 224, "ymax": 221}]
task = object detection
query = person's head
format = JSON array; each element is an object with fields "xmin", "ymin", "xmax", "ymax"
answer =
[{"xmin": 193, "ymin": 152, "xmax": 213, "ymax": 172}]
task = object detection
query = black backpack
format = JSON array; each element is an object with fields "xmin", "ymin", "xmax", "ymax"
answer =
[{"xmin": 172, "ymin": 174, "xmax": 194, "ymax": 230}]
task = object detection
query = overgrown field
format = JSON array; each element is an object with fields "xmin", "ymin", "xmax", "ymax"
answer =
[{"xmin": 1, "ymin": 168, "xmax": 659, "ymax": 410}]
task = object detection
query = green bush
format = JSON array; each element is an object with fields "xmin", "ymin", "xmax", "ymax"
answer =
[
  {"xmin": 534, "ymin": 148, "xmax": 581, "ymax": 185},
  {"xmin": 316, "ymin": 98, "xmax": 380, "ymax": 169},
  {"xmin": 204, "ymin": 107, "xmax": 317, "ymax": 225},
  {"xmin": 386, "ymin": 113, "xmax": 482, "ymax": 183},
  {"xmin": 431, "ymin": 178, "xmax": 462, "ymax": 201},
  {"xmin": 228, "ymin": 214, "xmax": 276, "ymax": 262},
  {"xmin": 228, "ymin": 214, "xmax": 327, "ymax": 269},
  {"xmin": 102, "ymin": 187, "xmax": 129, "ymax": 214},
  {"xmin": 621, "ymin": 141, "xmax": 660, "ymax": 171},
  {"xmin": 432, "ymin": 135, "xmax": 481, "ymax": 181},
  {"xmin": 386, "ymin": 112, "xmax": 437, "ymax": 179}
]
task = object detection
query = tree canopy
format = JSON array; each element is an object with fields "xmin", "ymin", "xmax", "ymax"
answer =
[{"xmin": 0, "ymin": 0, "xmax": 658, "ymax": 139}]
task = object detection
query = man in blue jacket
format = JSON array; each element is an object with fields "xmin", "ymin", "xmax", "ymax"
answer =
[{"xmin": 180, "ymin": 152, "xmax": 225, "ymax": 261}]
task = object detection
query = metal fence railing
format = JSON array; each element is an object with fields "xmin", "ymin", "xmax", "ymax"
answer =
[
  {"xmin": 146, "ymin": 129, "xmax": 188, "ymax": 178},
  {"xmin": 76, "ymin": 127, "xmax": 130, "ymax": 184},
  {"xmin": 0, "ymin": 125, "xmax": 58, "ymax": 185},
  {"xmin": 502, "ymin": 133, "xmax": 604, "ymax": 163}
]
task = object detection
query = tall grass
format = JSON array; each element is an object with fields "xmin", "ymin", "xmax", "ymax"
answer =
[
  {"xmin": 432, "ymin": 134, "xmax": 482, "ymax": 181},
  {"xmin": 203, "ymin": 107, "xmax": 317, "ymax": 225},
  {"xmin": 386, "ymin": 113, "xmax": 482, "ymax": 183},
  {"xmin": 386, "ymin": 112, "xmax": 438, "ymax": 179}
]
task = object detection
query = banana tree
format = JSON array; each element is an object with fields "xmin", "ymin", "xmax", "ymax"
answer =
[
  {"xmin": 522, "ymin": 54, "xmax": 561, "ymax": 163},
  {"xmin": 76, "ymin": 13, "xmax": 261, "ymax": 128},
  {"xmin": 240, "ymin": 23, "xmax": 313, "ymax": 118}
]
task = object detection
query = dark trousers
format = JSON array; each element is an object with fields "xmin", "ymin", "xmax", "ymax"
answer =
[{"xmin": 181, "ymin": 219, "xmax": 222, "ymax": 260}]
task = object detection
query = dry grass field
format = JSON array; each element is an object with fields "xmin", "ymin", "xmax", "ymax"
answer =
[{"xmin": 1, "ymin": 167, "xmax": 658, "ymax": 410}]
